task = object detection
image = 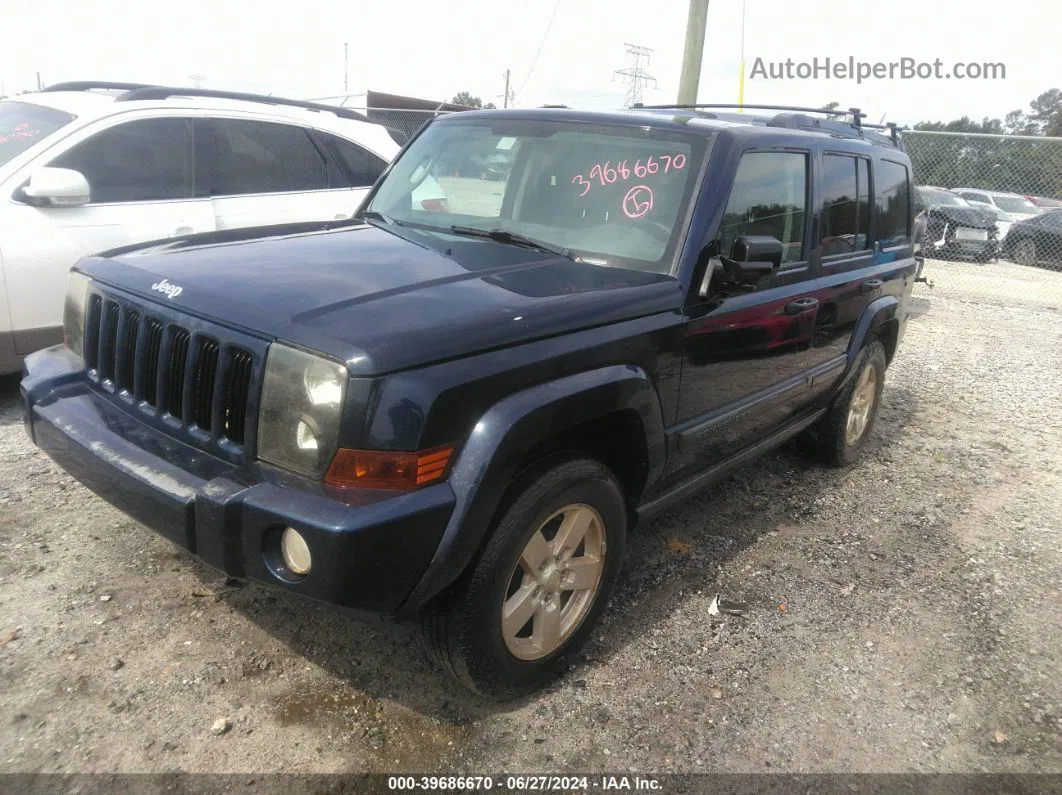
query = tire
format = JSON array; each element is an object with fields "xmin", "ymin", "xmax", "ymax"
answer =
[
  {"xmin": 798, "ymin": 339, "xmax": 887, "ymax": 467},
  {"xmin": 1013, "ymin": 238, "xmax": 1037, "ymax": 267},
  {"xmin": 421, "ymin": 456, "xmax": 627, "ymax": 700}
]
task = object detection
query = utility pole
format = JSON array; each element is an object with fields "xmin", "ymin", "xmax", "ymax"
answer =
[
  {"xmin": 344, "ymin": 43, "xmax": 348, "ymax": 93},
  {"xmin": 503, "ymin": 69, "xmax": 511, "ymax": 108},
  {"xmin": 36, "ymin": 72, "xmax": 43, "ymax": 91},
  {"xmin": 189, "ymin": 74, "xmax": 206, "ymax": 88},
  {"xmin": 677, "ymin": 0, "xmax": 709, "ymax": 105}
]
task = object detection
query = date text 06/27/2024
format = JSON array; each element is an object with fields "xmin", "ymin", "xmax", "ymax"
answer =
[{"xmin": 386, "ymin": 775, "xmax": 664, "ymax": 791}]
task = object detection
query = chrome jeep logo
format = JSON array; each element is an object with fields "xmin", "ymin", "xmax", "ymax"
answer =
[{"xmin": 151, "ymin": 278, "xmax": 183, "ymax": 299}]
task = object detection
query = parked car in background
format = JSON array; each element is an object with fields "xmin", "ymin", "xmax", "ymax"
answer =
[
  {"xmin": 1001, "ymin": 209, "xmax": 1062, "ymax": 267},
  {"xmin": 1025, "ymin": 195, "xmax": 1062, "ymax": 209},
  {"xmin": 952, "ymin": 189, "xmax": 1043, "ymax": 224},
  {"xmin": 0, "ymin": 81, "xmax": 404, "ymax": 374},
  {"xmin": 913, "ymin": 185, "xmax": 999, "ymax": 261}
]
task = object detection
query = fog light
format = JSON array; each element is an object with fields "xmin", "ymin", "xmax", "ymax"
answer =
[{"xmin": 280, "ymin": 527, "xmax": 312, "ymax": 575}]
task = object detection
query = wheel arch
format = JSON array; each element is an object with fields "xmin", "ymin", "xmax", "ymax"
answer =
[
  {"xmin": 846, "ymin": 295, "xmax": 900, "ymax": 377},
  {"xmin": 395, "ymin": 364, "xmax": 666, "ymax": 618}
]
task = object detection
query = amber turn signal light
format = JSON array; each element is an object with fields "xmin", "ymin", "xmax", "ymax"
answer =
[{"xmin": 324, "ymin": 445, "xmax": 455, "ymax": 490}]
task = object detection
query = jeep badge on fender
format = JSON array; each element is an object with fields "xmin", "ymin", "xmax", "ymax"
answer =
[{"xmin": 21, "ymin": 103, "xmax": 917, "ymax": 700}]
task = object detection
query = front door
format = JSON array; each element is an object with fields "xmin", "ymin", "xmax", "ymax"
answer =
[
  {"xmin": 668, "ymin": 149, "xmax": 818, "ymax": 485},
  {"xmin": 2, "ymin": 116, "xmax": 216, "ymax": 351}
]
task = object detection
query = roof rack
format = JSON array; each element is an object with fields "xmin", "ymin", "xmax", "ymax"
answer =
[
  {"xmin": 632, "ymin": 102, "xmax": 906, "ymax": 147},
  {"xmin": 632, "ymin": 102, "xmax": 863, "ymax": 123},
  {"xmin": 41, "ymin": 81, "xmax": 156, "ymax": 93},
  {"xmin": 112, "ymin": 85, "xmax": 372, "ymax": 123}
]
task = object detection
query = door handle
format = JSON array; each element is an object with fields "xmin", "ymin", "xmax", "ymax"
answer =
[
  {"xmin": 860, "ymin": 279, "xmax": 884, "ymax": 293},
  {"xmin": 785, "ymin": 297, "xmax": 819, "ymax": 314}
]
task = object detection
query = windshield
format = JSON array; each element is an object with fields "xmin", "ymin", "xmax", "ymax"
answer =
[
  {"xmin": 365, "ymin": 117, "xmax": 714, "ymax": 273},
  {"xmin": 0, "ymin": 101, "xmax": 75, "ymax": 167},
  {"xmin": 920, "ymin": 188, "xmax": 967, "ymax": 207},
  {"xmin": 994, "ymin": 195, "xmax": 1041, "ymax": 214}
]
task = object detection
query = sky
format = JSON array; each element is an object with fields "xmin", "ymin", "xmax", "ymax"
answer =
[{"xmin": 2, "ymin": 0, "xmax": 1059, "ymax": 128}]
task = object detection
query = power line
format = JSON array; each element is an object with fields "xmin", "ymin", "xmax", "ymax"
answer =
[{"xmin": 515, "ymin": 0, "xmax": 563, "ymax": 99}]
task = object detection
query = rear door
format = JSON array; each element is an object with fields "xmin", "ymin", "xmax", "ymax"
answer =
[
  {"xmin": 1, "ymin": 115, "xmax": 216, "ymax": 350},
  {"xmin": 807, "ymin": 154, "xmax": 916, "ymax": 404},
  {"xmin": 804, "ymin": 150, "xmax": 877, "ymax": 394},
  {"xmin": 668, "ymin": 148, "xmax": 819, "ymax": 484},
  {"xmin": 204, "ymin": 118, "xmax": 357, "ymax": 229}
]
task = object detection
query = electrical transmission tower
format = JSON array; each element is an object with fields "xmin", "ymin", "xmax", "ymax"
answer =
[{"xmin": 613, "ymin": 43, "xmax": 657, "ymax": 107}]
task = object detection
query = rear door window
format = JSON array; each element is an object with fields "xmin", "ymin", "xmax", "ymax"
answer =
[
  {"xmin": 820, "ymin": 153, "xmax": 872, "ymax": 256},
  {"xmin": 210, "ymin": 119, "xmax": 332, "ymax": 196}
]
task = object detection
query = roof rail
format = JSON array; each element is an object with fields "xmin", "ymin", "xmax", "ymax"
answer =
[
  {"xmin": 863, "ymin": 120, "xmax": 902, "ymax": 144},
  {"xmin": 632, "ymin": 102, "xmax": 864, "ymax": 121},
  {"xmin": 41, "ymin": 81, "xmax": 157, "ymax": 93},
  {"xmin": 114, "ymin": 86, "xmax": 372, "ymax": 123}
]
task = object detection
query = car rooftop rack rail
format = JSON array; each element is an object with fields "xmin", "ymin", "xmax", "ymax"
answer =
[
  {"xmin": 113, "ymin": 86, "xmax": 372, "ymax": 122},
  {"xmin": 41, "ymin": 81, "xmax": 156, "ymax": 93},
  {"xmin": 631, "ymin": 102, "xmax": 902, "ymax": 145},
  {"xmin": 42, "ymin": 81, "xmax": 372, "ymax": 124}
]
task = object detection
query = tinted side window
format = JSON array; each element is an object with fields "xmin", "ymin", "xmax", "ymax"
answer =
[
  {"xmin": 821, "ymin": 154, "xmax": 872, "ymax": 256},
  {"xmin": 876, "ymin": 159, "xmax": 910, "ymax": 247},
  {"xmin": 719, "ymin": 151, "xmax": 808, "ymax": 266},
  {"xmin": 49, "ymin": 118, "xmax": 194, "ymax": 203},
  {"xmin": 322, "ymin": 134, "xmax": 388, "ymax": 187},
  {"xmin": 212, "ymin": 120, "xmax": 330, "ymax": 196}
]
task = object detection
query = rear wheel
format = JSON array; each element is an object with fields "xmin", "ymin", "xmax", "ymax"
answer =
[
  {"xmin": 421, "ymin": 457, "xmax": 626, "ymax": 699},
  {"xmin": 798, "ymin": 339, "xmax": 887, "ymax": 467},
  {"xmin": 1013, "ymin": 238, "xmax": 1038, "ymax": 267}
]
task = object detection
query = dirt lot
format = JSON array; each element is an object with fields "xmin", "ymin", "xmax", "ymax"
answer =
[{"xmin": 1, "ymin": 261, "xmax": 1061, "ymax": 776}]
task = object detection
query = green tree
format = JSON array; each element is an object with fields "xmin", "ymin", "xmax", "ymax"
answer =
[
  {"xmin": 451, "ymin": 91, "xmax": 496, "ymax": 110},
  {"xmin": 904, "ymin": 89, "xmax": 1062, "ymax": 198}
]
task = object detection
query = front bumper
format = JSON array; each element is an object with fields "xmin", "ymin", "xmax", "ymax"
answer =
[{"xmin": 21, "ymin": 346, "xmax": 454, "ymax": 617}]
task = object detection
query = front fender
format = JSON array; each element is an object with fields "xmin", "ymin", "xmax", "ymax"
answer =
[{"xmin": 395, "ymin": 364, "xmax": 665, "ymax": 618}]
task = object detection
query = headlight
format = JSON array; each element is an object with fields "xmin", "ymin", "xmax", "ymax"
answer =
[
  {"xmin": 257, "ymin": 343, "xmax": 347, "ymax": 478},
  {"xmin": 62, "ymin": 271, "xmax": 91, "ymax": 360}
]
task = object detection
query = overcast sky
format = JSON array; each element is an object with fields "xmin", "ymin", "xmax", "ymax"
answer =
[{"xmin": 2, "ymin": 0, "xmax": 1058, "ymax": 127}]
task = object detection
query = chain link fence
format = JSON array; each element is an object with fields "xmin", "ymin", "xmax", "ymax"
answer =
[{"xmin": 904, "ymin": 129, "xmax": 1062, "ymax": 309}]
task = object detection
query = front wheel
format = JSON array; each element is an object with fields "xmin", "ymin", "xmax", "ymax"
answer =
[{"xmin": 422, "ymin": 457, "xmax": 627, "ymax": 699}]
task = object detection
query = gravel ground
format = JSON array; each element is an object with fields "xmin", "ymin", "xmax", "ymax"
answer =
[{"xmin": 1, "ymin": 267, "xmax": 1061, "ymax": 776}]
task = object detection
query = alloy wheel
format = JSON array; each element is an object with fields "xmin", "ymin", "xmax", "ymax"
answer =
[{"xmin": 501, "ymin": 503, "xmax": 606, "ymax": 661}]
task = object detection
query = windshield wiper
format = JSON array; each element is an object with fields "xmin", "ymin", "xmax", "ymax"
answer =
[
  {"xmin": 449, "ymin": 226, "xmax": 574, "ymax": 260},
  {"xmin": 359, "ymin": 209, "xmax": 402, "ymax": 227}
]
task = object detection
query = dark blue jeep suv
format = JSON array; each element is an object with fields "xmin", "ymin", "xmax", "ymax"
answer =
[{"xmin": 21, "ymin": 104, "xmax": 920, "ymax": 698}]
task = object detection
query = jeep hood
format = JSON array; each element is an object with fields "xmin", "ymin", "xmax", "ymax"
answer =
[{"xmin": 74, "ymin": 221, "xmax": 681, "ymax": 376}]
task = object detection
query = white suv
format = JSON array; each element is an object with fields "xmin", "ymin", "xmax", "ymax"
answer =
[{"xmin": 0, "ymin": 82, "xmax": 404, "ymax": 374}]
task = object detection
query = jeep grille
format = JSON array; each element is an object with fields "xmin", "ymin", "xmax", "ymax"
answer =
[{"xmin": 83, "ymin": 293, "xmax": 257, "ymax": 454}]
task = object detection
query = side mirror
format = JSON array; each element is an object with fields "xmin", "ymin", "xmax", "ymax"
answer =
[
  {"xmin": 720, "ymin": 235, "xmax": 783, "ymax": 284},
  {"xmin": 18, "ymin": 167, "xmax": 91, "ymax": 207}
]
